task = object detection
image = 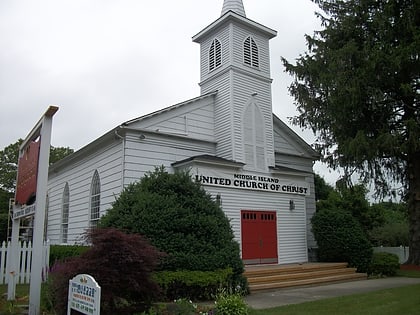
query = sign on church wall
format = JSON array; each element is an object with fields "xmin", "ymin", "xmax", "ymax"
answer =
[{"xmin": 194, "ymin": 171, "xmax": 310, "ymax": 195}]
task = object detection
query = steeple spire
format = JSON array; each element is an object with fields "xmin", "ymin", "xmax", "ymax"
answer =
[{"xmin": 221, "ymin": 0, "xmax": 246, "ymax": 17}]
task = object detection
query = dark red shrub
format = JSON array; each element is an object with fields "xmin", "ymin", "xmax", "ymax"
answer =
[{"xmin": 47, "ymin": 228, "xmax": 164, "ymax": 315}]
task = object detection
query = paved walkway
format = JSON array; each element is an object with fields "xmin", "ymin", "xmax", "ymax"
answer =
[{"xmin": 244, "ymin": 277, "xmax": 420, "ymax": 310}]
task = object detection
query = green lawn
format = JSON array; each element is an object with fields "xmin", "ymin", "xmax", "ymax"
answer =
[
  {"xmin": 249, "ymin": 284, "xmax": 420, "ymax": 315},
  {"xmin": 396, "ymin": 269, "xmax": 420, "ymax": 278},
  {"xmin": 0, "ymin": 284, "xmax": 29, "ymax": 315}
]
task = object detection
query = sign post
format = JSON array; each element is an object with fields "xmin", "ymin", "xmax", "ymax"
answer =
[{"xmin": 7, "ymin": 106, "xmax": 58, "ymax": 315}]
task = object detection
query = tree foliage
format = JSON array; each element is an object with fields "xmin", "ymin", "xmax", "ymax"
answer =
[
  {"xmin": 283, "ymin": 0, "xmax": 420, "ymax": 264},
  {"xmin": 312, "ymin": 208, "xmax": 373, "ymax": 272},
  {"xmin": 46, "ymin": 228, "xmax": 163, "ymax": 315},
  {"xmin": 99, "ymin": 167, "xmax": 244, "ymax": 284},
  {"xmin": 314, "ymin": 173, "xmax": 335, "ymax": 201},
  {"xmin": 0, "ymin": 139, "xmax": 73, "ymax": 193}
]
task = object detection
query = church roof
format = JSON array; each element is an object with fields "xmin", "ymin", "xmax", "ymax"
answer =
[{"xmin": 221, "ymin": 0, "xmax": 246, "ymax": 17}]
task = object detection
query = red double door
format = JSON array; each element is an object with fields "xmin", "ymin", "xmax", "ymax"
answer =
[{"xmin": 241, "ymin": 210, "xmax": 278, "ymax": 265}]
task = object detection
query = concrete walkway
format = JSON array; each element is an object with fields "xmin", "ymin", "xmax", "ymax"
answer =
[{"xmin": 244, "ymin": 277, "xmax": 420, "ymax": 310}]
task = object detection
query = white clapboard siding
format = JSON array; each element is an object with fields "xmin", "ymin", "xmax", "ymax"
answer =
[
  {"xmin": 123, "ymin": 133, "xmax": 216, "ymax": 186},
  {"xmin": 231, "ymin": 22, "xmax": 272, "ymax": 75},
  {"xmin": 203, "ymin": 185, "xmax": 308, "ymax": 264},
  {"xmin": 231, "ymin": 71, "xmax": 275, "ymax": 166},
  {"xmin": 198, "ymin": 26, "xmax": 230, "ymax": 84},
  {"xmin": 47, "ymin": 139, "xmax": 123, "ymax": 244},
  {"xmin": 127, "ymin": 96, "xmax": 216, "ymax": 142}
]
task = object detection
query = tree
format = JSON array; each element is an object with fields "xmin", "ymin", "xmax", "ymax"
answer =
[
  {"xmin": 283, "ymin": 0, "xmax": 420, "ymax": 264},
  {"xmin": 311, "ymin": 208, "xmax": 373, "ymax": 272},
  {"xmin": 100, "ymin": 167, "xmax": 244, "ymax": 283},
  {"xmin": 314, "ymin": 173, "xmax": 335, "ymax": 201},
  {"xmin": 47, "ymin": 228, "xmax": 163, "ymax": 315},
  {"xmin": 0, "ymin": 139, "xmax": 74, "ymax": 193},
  {"xmin": 369, "ymin": 202, "xmax": 409, "ymax": 246}
]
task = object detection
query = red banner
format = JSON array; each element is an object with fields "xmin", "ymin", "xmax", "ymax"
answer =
[{"xmin": 15, "ymin": 141, "xmax": 40, "ymax": 205}]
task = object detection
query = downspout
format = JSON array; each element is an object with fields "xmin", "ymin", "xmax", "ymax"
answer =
[{"xmin": 114, "ymin": 127, "xmax": 126, "ymax": 191}]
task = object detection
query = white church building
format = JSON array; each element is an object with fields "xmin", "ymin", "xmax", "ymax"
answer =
[{"xmin": 46, "ymin": 0, "xmax": 319, "ymax": 265}]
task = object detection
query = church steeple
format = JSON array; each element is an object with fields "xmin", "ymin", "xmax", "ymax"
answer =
[
  {"xmin": 193, "ymin": 1, "xmax": 277, "ymax": 168},
  {"xmin": 221, "ymin": 0, "xmax": 246, "ymax": 17}
]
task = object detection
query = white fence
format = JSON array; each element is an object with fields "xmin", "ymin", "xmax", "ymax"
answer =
[
  {"xmin": 373, "ymin": 246, "xmax": 409, "ymax": 264},
  {"xmin": 0, "ymin": 241, "xmax": 50, "ymax": 285}
]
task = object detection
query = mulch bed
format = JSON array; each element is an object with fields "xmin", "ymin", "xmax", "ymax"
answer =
[{"xmin": 400, "ymin": 264, "xmax": 420, "ymax": 271}]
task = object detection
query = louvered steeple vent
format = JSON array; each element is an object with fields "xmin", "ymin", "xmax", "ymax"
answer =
[{"xmin": 221, "ymin": 0, "xmax": 246, "ymax": 17}]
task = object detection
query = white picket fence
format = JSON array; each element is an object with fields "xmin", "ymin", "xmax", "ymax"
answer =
[{"xmin": 0, "ymin": 240, "xmax": 50, "ymax": 285}]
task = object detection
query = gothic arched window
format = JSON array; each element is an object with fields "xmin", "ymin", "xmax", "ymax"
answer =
[
  {"xmin": 209, "ymin": 38, "xmax": 222, "ymax": 71},
  {"xmin": 61, "ymin": 183, "xmax": 69, "ymax": 243},
  {"xmin": 244, "ymin": 36, "xmax": 259, "ymax": 68},
  {"xmin": 90, "ymin": 170, "xmax": 101, "ymax": 227}
]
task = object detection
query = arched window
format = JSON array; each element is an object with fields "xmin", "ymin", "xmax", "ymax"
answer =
[
  {"xmin": 61, "ymin": 183, "xmax": 69, "ymax": 243},
  {"xmin": 243, "ymin": 36, "xmax": 259, "ymax": 68},
  {"xmin": 209, "ymin": 38, "xmax": 222, "ymax": 71},
  {"xmin": 90, "ymin": 170, "xmax": 101, "ymax": 227},
  {"xmin": 243, "ymin": 103, "xmax": 266, "ymax": 170}
]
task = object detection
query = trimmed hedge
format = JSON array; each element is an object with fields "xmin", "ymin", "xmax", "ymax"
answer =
[
  {"xmin": 154, "ymin": 268, "xmax": 242, "ymax": 300},
  {"xmin": 49, "ymin": 244, "xmax": 89, "ymax": 266},
  {"xmin": 368, "ymin": 252, "xmax": 400, "ymax": 276}
]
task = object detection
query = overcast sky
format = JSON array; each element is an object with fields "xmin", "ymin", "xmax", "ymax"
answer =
[{"xmin": 0, "ymin": 0, "xmax": 342, "ymax": 184}]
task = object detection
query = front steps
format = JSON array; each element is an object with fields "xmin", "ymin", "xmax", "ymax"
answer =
[{"xmin": 244, "ymin": 262, "xmax": 367, "ymax": 292}]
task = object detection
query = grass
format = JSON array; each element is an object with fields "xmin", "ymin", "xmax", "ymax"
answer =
[
  {"xmin": 0, "ymin": 284, "xmax": 29, "ymax": 315},
  {"xmin": 396, "ymin": 269, "xmax": 420, "ymax": 278},
  {"xmin": 249, "ymin": 284, "xmax": 420, "ymax": 315}
]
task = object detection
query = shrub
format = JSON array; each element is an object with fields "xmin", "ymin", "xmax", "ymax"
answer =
[
  {"xmin": 215, "ymin": 289, "xmax": 249, "ymax": 315},
  {"xmin": 311, "ymin": 209, "xmax": 373, "ymax": 272},
  {"xmin": 46, "ymin": 228, "xmax": 164, "ymax": 315},
  {"xmin": 369, "ymin": 222, "xmax": 409, "ymax": 246},
  {"xmin": 49, "ymin": 244, "xmax": 89, "ymax": 266},
  {"xmin": 154, "ymin": 268, "xmax": 242, "ymax": 300},
  {"xmin": 368, "ymin": 252, "xmax": 400, "ymax": 277},
  {"xmin": 100, "ymin": 167, "xmax": 245, "ymax": 287}
]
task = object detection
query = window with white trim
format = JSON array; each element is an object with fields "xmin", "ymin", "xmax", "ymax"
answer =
[
  {"xmin": 90, "ymin": 170, "xmax": 101, "ymax": 227},
  {"xmin": 209, "ymin": 38, "xmax": 222, "ymax": 71},
  {"xmin": 243, "ymin": 36, "xmax": 259, "ymax": 68},
  {"xmin": 61, "ymin": 183, "xmax": 69, "ymax": 243}
]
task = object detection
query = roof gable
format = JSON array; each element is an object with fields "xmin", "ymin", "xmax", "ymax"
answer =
[
  {"xmin": 272, "ymin": 114, "xmax": 319, "ymax": 160},
  {"xmin": 122, "ymin": 91, "xmax": 217, "ymax": 141}
]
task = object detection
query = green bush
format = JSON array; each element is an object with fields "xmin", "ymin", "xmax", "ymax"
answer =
[
  {"xmin": 368, "ymin": 252, "xmax": 400, "ymax": 277},
  {"xmin": 100, "ymin": 167, "xmax": 245, "ymax": 287},
  {"xmin": 154, "ymin": 268, "xmax": 245, "ymax": 300},
  {"xmin": 311, "ymin": 209, "xmax": 373, "ymax": 272},
  {"xmin": 215, "ymin": 289, "xmax": 249, "ymax": 315},
  {"xmin": 49, "ymin": 244, "xmax": 89, "ymax": 266},
  {"xmin": 370, "ymin": 222, "xmax": 409, "ymax": 246}
]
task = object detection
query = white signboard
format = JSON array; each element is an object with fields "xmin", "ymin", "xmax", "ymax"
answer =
[
  {"xmin": 13, "ymin": 204, "xmax": 36, "ymax": 219},
  {"xmin": 68, "ymin": 274, "xmax": 101, "ymax": 315}
]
